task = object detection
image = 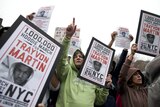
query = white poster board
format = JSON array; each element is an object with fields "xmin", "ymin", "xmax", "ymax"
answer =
[
  {"xmin": 0, "ymin": 15, "xmax": 62, "ymax": 107},
  {"xmin": 79, "ymin": 37, "xmax": 115, "ymax": 87}
]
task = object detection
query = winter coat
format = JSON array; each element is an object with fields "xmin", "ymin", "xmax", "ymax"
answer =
[
  {"xmin": 56, "ymin": 37, "xmax": 109, "ymax": 107},
  {"xmin": 118, "ymin": 58, "xmax": 148, "ymax": 107}
]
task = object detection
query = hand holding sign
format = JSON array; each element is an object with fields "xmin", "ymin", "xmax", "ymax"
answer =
[
  {"xmin": 111, "ymin": 31, "xmax": 117, "ymax": 41},
  {"xmin": 108, "ymin": 31, "xmax": 117, "ymax": 48},
  {"xmin": 26, "ymin": 12, "xmax": 36, "ymax": 21},
  {"xmin": 131, "ymin": 44, "xmax": 138, "ymax": 55},
  {"xmin": 129, "ymin": 34, "xmax": 134, "ymax": 42}
]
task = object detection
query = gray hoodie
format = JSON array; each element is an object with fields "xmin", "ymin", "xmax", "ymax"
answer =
[{"xmin": 145, "ymin": 55, "xmax": 160, "ymax": 107}]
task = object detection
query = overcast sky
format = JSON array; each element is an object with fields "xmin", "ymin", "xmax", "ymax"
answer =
[{"xmin": 0, "ymin": 0, "xmax": 159, "ymax": 60}]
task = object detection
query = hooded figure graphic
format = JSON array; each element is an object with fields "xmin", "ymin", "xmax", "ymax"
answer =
[
  {"xmin": 93, "ymin": 61, "xmax": 102, "ymax": 72},
  {"xmin": 8, "ymin": 62, "xmax": 34, "ymax": 86}
]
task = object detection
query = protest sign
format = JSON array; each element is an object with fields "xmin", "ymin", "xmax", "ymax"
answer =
[
  {"xmin": 54, "ymin": 27, "xmax": 81, "ymax": 56},
  {"xmin": 0, "ymin": 15, "xmax": 62, "ymax": 107},
  {"xmin": 115, "ymin": 27, "xmax": 131, "ymax": 49},
  {"xmin": 78, "ymin": 37, "xmax": 115, "ymax": 87},
  {"xmin": 32, "ymin": 6, "xmax": 54, "ymax": 32},
  {"xmin": 136, "ymin": 10, "xmax": 160, "ymax": 57},
  {"xmin": 54, "ymin": 27, "xmax": 80, "ymax": 43}
]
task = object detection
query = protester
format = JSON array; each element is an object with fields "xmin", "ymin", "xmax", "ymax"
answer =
[
  {"xmin": 95, "ymin": 31, "xmax": 133, "ymax": 107},
  {"xmin": 36, "ymin": 71, "xmax": 60, "ymax": 107},
  {"xmin": 46, "ymin": 71, "xmax": 60, "ymax": 107},
  {"xmin": 118, "ymin": 44, "xmax": 148, "ymax": 107},
  {"xmin": 56, "ymin": 18, "xmax": 112, "ymax": 107},
  {"xmin": 144, "ymin": 54, "xmax": 160, "ymax": 107}
]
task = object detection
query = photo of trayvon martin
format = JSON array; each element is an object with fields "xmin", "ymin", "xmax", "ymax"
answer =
[{"xmin": 0, "ymin": 56, "xmax": 34, "ymax": 87}]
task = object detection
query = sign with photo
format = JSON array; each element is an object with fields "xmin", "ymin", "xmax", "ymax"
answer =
[
  {"xmin": 68, "ymin": 37, "xmax": 81, "ymax": 56},
  {"xmin": 32, "ymin": 6, "xmax": 54, "ymax": 32},
  {"xmin": 54, "ymin": 27, "xmax": 81, "ymax": 56},
  {"xmin": 54, "ymin": 27, "xmax": 80, "ymax": 43},
  {"xmin": 78, "ymin": 37, "xmax": 115, "ymax": 87},
  {"xmin": 0, "ymin": 15, "xmax": 62, "ymax": 107},
  {"xmin": 136, "ymin": 10, "xmax": 160, "ymax": 57},
  {"xmin": 115, "ymin": 27, "xmax": 131, "ymax": 49}
]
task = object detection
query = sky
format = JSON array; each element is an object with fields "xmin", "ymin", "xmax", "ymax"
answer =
[{"xmin": 0, "ymin": 0, "xmax": 160, "ymax": 60}]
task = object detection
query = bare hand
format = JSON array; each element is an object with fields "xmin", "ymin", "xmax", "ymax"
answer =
[
  {"xmin": 129, "ymin": 34, "xmax": 134, "ymax": 42},
  {"xmin": 66, "ymin": 18, "xmax": 77, "ymax": 39},
  {"xmin": 26, "ymin": 12, "xmax": 35, "ymax": 21},
  {"xmin": 111, "ymin": 31, "xmax": 117, "ymax": 41},
  {"xmin": 131, "ymin": 44, "xmax": 137, "ymax": 55}
]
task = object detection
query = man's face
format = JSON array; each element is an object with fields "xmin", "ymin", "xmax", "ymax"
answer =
[
  {"xmin": 40, "ymin": 11, "xmax": 45, "ymax": 17},
  {"xmin": 93, "ymin": 61, "xmax": 102, "ymax": 71},
  {"xmin": 122, "ymin": 32, "xmax": 126, "ymax": 37},
  {"xmin": 73, "ymin": 53, "xmax": 84, "ymax": 69},
  {"xmin": 147, "ymin": 34, "xmax": 155, "ymax": 44},
  {"xmin": 13, "ymin": 64, "xmax": 32, "ymax": 86}
]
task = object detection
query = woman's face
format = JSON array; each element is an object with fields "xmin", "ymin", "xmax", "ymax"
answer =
[
  {"xmin": 74, "ymin": 53, "xmax": 84, "ymax": 69},
  {"xmin": 131, "ymin": 71, "xmax": 142, "ymax": 85}
]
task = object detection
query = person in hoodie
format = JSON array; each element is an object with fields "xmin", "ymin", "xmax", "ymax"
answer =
[
  {"xmin": 95, "ymin": 31, "xmax": 134, "ymax": 107},
  {"xmin": 56, "ymin": 18, "xmax": 111, "ymax": 107},
  {"xmin": 144, "ymin": 55, "xmax": 160, "ymax": 107},
  {"xmin": 118, "ymin": 44, "xmax": 148, "ymax": 107}
]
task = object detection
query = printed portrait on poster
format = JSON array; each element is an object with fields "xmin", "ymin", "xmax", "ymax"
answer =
[
  {"xmin": 136, "ymin": 10, "xmax": 160, "ymax": 57},
  {"xmin": 0, "ymin": 15, "xmax": 62, "ymax": 107},
  {"xmin": 78, "ymin": 37, "xmax": 115, "ymax": 87},
  {"xmin": 0, "ymin": 56, "xmax": 34, "ymax": 87}
]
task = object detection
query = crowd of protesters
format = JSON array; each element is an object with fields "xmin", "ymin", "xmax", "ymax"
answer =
[{"xmin": 0, "ymin": 12, "xmax": 160, "ymax": 107}]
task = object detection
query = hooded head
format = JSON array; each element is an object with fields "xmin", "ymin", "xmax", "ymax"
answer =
[
  {"xmin": 9, "ymin": 62, "xmax": 34, "ymax": 86},
  {"xmin": 93, "ymin": 60, "xmax": 102, "ymax": 71},
  {"xmin": 145, "ymin": 55, "xmax": 160, "ymax": 84},
  {"xmin": 146, "ymin": 34, "xmax": 155, "ymax": 44},
  {"xmin": 127, "ymin": 67, "xmax": 145, "ymax": 87},
  {"xmin": 70, "ymin": 49, "xmax": 85, "ymax": 71}
]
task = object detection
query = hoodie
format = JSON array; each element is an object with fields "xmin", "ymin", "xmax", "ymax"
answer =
[
  {"xmin": 7, "ymin": 62, "xmax": 34, "ymax": 86},
  {"xmin": 145, "ymin": 55, "xmax": 160, "ymax": 107},
  {"xmin": 56, "ymin": 36, "xmax": 109, "ymax": 107},
  {"xmin": 118, "ymin": 58, "xmax": 148, "ymax": 107}
]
